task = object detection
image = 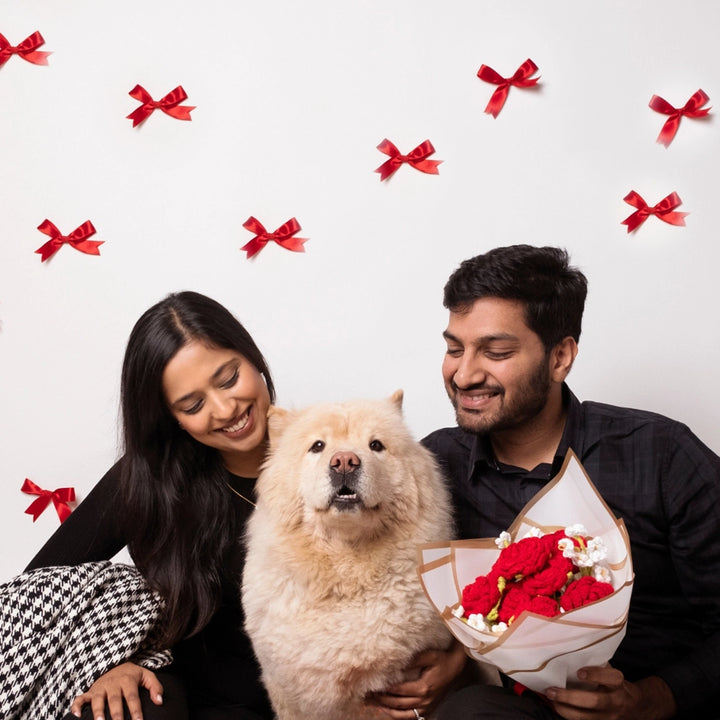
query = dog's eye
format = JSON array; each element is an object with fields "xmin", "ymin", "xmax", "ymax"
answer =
[
  {"xmin": 309, "ymin": 440, "xmax": 325, "ymax": 453},
  {"xmin": 369, "ymin": 439, "xmax": 385, "ymax": 452}
]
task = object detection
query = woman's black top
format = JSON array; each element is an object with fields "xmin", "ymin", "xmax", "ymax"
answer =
[{"xmin": 26, "ymin": 460, "xmax": 272, "ymax": 718}]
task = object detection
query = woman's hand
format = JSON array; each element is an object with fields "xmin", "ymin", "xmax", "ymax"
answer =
[
  {"xmin": 70, "ymin": 662, "xmax": 163, "ymax": 720},
  {"xmin": 365, "ymin": 641, "xmax": 468, "ymax": 718}
]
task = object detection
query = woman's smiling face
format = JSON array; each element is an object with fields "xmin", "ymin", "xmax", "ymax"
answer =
[{"xmin": 163, "ymin": 340, "xmax": 271, "ymax": 476}]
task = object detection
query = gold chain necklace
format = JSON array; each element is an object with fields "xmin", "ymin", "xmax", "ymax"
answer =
[{"xmin": 226, "ymin": 482, "xmax": 256, "ymax": 507}]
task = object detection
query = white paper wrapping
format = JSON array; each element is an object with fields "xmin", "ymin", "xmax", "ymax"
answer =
[{"xmin": 418, "ymin": 450, "xmax": 634, "ymax": 692}]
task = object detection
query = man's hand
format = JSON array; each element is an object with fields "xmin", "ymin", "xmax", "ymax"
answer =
[
  {"xmin": 365, "ymin": 641, "xmax": 468, "ymax": 718},
  {"xmin": 70, "ymin": 662, "xmax": 163, "ymax": 720},
  {"xmin": 545, "ymin": 666, "xmax": 677, "ymax": 720}
]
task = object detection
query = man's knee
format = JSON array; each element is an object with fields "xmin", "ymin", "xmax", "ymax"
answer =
[{"xmin": 437, "ymin": 684, "xmax": 556, "ymax": 719}]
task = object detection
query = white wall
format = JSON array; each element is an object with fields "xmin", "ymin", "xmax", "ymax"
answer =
[{"xmin": 2, "ymin": 0, "xmax": 718, "ymax": 580}]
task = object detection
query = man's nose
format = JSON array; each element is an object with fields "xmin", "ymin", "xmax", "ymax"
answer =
[{"xmin": 453, "ymin": 354, "xmax": 487, "ymax": 389}]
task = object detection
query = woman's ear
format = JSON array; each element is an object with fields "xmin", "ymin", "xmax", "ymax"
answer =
[{"xmin": 550, "ymin": 337, "xmax": 579, "ymax": 383}]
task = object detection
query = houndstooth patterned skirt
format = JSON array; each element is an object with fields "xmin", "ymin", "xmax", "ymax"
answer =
[{"xmin": 0, "ymin": 561, "xmax": 172, "ymax": 720}]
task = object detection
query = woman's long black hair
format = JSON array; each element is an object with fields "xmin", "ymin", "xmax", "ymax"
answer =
[{"xmin": 119, "ymin": 291, "xmax": 276, "ymax": 646}]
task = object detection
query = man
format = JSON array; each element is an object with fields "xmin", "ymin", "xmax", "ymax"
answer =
[{"xmin": 423, "ymin": 245, "xmax": 720, "ymax": 720}]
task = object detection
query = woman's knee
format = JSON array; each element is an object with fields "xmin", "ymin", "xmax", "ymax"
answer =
[{"xmin": 61, "ymin": 671, "xmax": 188, "ymax": 720}]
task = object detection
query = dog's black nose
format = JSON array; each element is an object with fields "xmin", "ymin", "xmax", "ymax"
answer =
[{"xmin": 330, "ymin": 451, "xmax": 361, "ymax": 475}]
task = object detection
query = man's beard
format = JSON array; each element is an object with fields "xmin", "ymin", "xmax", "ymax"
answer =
[{"xmin": 450, "ymin": 359, "xmax": 552, "ymax": 436}]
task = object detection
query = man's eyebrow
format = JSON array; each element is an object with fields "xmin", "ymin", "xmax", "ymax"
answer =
[
  {"xmin": 480, "ymin": 333, "xmax": 519, "ymax": 343},
  {"xmin": 442, "ymin": 330, "xmax": 520, "ymax": 345}
]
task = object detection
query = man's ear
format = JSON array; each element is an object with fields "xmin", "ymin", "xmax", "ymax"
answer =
[
  {"xmin": 549, "ymin": 337, "xmax": 579, "ymax": 383},
  {"xmin": 266, "ymin": 406, "xmax": 292, "ymax": 447}
]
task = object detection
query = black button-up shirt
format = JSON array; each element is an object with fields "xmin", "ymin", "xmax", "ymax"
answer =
[{"xmin": 423, "ymin": 385, "xmax": 720, "ymax": 719}]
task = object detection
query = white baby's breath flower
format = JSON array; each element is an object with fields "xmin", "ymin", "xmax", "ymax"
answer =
[
  {"xmin": 574, "ymin": 551, "xmax": 594, "ymax": 568},
  {"xmin": 587, "ymin": 537, "xmax": 608, "ymax": 564},
  {"xmin": 495, "ymin": 531, "xmax": 512, "ymax": 549},
  {"xmin": 521, "ymin": 527, "xmax": 545, "ymax": 539},
  {"xmin": 593, "ymin": 565, "xmax": 612, "ymax": 583},
  {"xmin": 557, "ymin": 537, "xmax": 575, "ymax": 557},
  {"xmin": 491, "ymin": 622, "xmax": 508, "ymax": 634},
  {"xmin": 467, "ymin": 614, "xmax": 489, "ymax": 631},
  {"xmin": 564, "ymin": 523, "xmax": 588, "ymax": 538},
  {"xmin": 452, "ymin": 605, "xmax": 465, "ymax": 618}
]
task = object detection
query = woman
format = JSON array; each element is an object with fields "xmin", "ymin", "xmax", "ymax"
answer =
[{"xmin": 26, "ymin": 291, "xmax": 276, "ymax": 720}]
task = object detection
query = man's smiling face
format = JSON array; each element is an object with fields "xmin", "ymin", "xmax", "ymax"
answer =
[{"xmin": 442, "ymin": 297, "xmax": 553, "ymax": 436}]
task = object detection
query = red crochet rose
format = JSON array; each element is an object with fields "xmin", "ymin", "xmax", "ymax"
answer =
[
  {"xmin": 492, "ymin": 536, "xmax": 550, "ymax": 580},
  {"xmin": 521, "ymin": 548, "xmax": 573, "ymax": 595},
  {"xmin": 527, "ymin": 594, "xmax": 560, "ymax": 618},
  {"xmin": 462, "ymin": 572, "xmax": 502, "ymax": 616},
  {"xmin": 516, "ymin": 531, "xmax": 574, "ymax": 595},
  {"xmin": 559, "ymin": 575, "xmax": 614, "ymax": 612},
  {"xmin": 496, "ymin": 584, "xmax": 561, "ymax": 623},
  {"xmin": 541, "ymin": 529, "xmax": 568, "ymax": 552},
  {"xmin": 497, "ymin": 584, "xmax": 532, "ymax": 623}
]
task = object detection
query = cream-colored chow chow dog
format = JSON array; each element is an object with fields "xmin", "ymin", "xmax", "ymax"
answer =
[{"xmin": 242, "ymin": 391, "xmax": 454, "ymax": 720}]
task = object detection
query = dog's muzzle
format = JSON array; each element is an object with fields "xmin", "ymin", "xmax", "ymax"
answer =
[{"xmin": 328, "ymin": 451, "xmax": 363, "ymax": 510}]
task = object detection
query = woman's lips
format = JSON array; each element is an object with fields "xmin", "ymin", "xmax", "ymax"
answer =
[{"xmin": 219, "ymin": 407, "xmax": 252, "ymax": 434}]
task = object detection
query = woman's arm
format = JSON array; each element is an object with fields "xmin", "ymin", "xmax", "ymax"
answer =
[
  {"xmin": 26, "ymin": 460, "xmax": 173, "ymax": 720},
  {"xmin": 25, "ymin": 459, "xmax": 127, "ymax": 570}
]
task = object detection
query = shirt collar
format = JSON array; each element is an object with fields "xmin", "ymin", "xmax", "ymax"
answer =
[
  {"xmin": 467, "ymin": 383, "xmax": 582, "ymax": 481},
  {"xmin": 468, "ymin": 428, "xmax": 495, "ymax": 477},
  {"xmin": 552, "ymin": 383, "xmax": 582, "ymax": 474}
]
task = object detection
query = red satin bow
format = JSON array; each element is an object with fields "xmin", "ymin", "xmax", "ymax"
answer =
[
  {"xmin": 241, "ymin": 216, "xmax": 308, "ymax": 259},
  {"xmin": 374, "ymin": 139, "xmax": 442, "ymax": 181},
  {"xmin": 35, "ymin": 219, "xmax": 103, "ymax": 262},
  {"xmin": 21, "ymin": 479, "xmax": 75, "ymax": 523},
  {"xmin": 649, "ymin": 90, "xmax": 711, "ymax": 147},
  {"xmin": 0, "ymin": 31, "xmax": 51, "ymax": 66},
  {"xmin": 477, "ymin": 58, "xmax": 540, "ymax": 117},
  {"xmin": 621, "ymin": 191, "xmax": 688, "ymax": 233},
  {"xmin": 126, "ymin": 85, "xmax": 196, "ymax": 127}
]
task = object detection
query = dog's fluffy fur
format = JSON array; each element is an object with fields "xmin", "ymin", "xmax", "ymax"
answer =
[{"xmin": 242, "ymin": 391, "xmax": 454, "ymax": 720}]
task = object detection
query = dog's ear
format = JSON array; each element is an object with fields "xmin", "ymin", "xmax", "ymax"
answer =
[
  {"xmin": 267, "ymin": 406, "xmax": 292, "ymax": 446},
  {"xmin": 389, "ymin": 389, "xmax": 404, "ymax": 409}
]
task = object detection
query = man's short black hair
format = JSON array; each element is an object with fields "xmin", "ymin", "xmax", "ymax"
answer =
[{"xmin": 443, "ymin": 245, "xmax": 588, "ymax": 352}]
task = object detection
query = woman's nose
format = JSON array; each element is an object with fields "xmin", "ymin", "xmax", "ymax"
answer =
[{"xmin": 209, "ymin": 391, "xmax": 236, "ymax": 419}]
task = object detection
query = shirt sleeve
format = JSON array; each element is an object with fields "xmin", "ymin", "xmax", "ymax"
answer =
[
  {"xmin": 25, "ymin": 459, "xmax": 128, "ymax": 570},
  {"xmin": 640, "ymin": 423, "xmax": 720, "ymax": 716}
]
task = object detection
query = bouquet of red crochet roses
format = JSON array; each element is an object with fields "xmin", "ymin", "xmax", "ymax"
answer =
[
  {"xmin": 459, "ymin": 525, "xmax": 614, "ymax": 635},
  {"xmin": 418, "ymin": 450, "xmax": 634, "ymax": 693}
]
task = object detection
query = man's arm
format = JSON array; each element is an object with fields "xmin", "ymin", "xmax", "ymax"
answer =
[{"xmin": 646, "ymin": 424, "xmax": 720, "ymax": 715}]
